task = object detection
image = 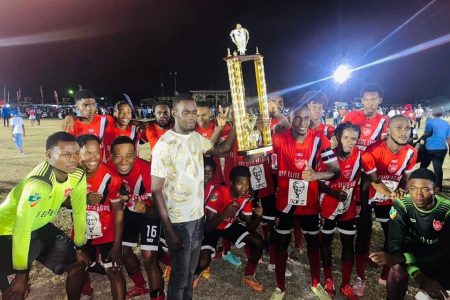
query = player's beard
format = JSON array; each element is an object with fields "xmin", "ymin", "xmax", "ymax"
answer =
[{"xmin": 157, "ymin": 119, "xmax": 170, "ymax": 128}]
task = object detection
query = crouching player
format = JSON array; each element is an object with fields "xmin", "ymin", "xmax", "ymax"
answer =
[
  {"xmin": 76, "ymin": 134, "xmax": 126, "ymax": 299},
  {"xmin": 319, "ymin": 123, "xmax": 395, "ymax": 299},
  {"xmin": 193, "ymin": 166, "xmax": 264, "ymax": 292},
  {"xmin": 369, "ymin": 169, "xmax": 450, "ymax": 300}
]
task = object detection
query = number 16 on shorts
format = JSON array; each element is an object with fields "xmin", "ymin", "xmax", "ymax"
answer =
[{"xmin": 146, "ymin": 224, "xmax": 159, "ymax": 243}]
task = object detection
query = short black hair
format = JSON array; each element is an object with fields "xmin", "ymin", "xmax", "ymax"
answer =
[
  {"xmin": 46, "ymin": 131, "xmax": 77, "ymax": 150},
  {"xmin": 74, "ymin": 89, "xmax": 96, "ymax": 102},
  {"xmin": 360, "ymin": 83, "xmax": 384, "ymax": 98},
  {"xmin": 230, "ymin": 166, "xmax": 251, "ymax": 181},
  {"xmin": 196, "ymin": 102, "xmax": 211, "ymax": 109},
  {"xmin": 77, "ymin": 134, "xmax": 101, "ymax": 148},
  {"xmin": 409, "ymin": 168, "xmax": 437, "ymax": 185},
  {"xmin": 154, "ymin": 101, "xmax": 171, "ymax": 110},
  {"xmin": 111, "ymin": 136, "xmax": 135, "ymax": 154},
  {"xmin": 302, "ymin": 90, "xmax": 328, "ymax": 105},
  {"xmin": 335, "ymin": 122, "xmax": 361, "ymax": 139},
  {"xmin": 204, "ymin": 157, "xmax": 216, "ymax": 171},
  {"xmin": 172, "ymin": 93, "xmax": 194, "ymax": 109}
]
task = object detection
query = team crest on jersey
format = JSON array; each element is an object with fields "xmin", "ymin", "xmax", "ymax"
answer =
[
  {"xmin": 343, "ymin": 167, "xmax": 353, "ymax": 179},
  {"xmin": 28, "ymin": 193, "xmax": 41, "ymax": 207},
  {"xmin": 86, "ymin": 184, "xmax": 93, "ymax": 193},
  {"xmin": 432, "ymin": 219, "xmax": 443, "ymax": 231},
  {"xmin": 295, "ymin": 158, "xmax": 306, "ymax": 169},
  {"xmin": 388, "ymin": 163, "xmax": 398, "ymax": 174},
  {"xmin": 210, "ymin": 194, "xmax": 217, "ymax": 202},
  {"xmin": 362, "ymin": 126, "xmax": 372, "ymax": 137},
  {"xmin": 389, "ymin": 207, "xmax": 397, "ymax": 219},
  {"xmin": 64, "ymin": 188, "xmax": 73, "ymax": 198}
]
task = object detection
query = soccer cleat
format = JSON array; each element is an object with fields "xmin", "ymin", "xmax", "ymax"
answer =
[
  {"xmin": 267, "ymin": 264, "xmax": 292, "ymax": 277},
  {"xmin": 243, "ymin": 276, "xmax": 264, "ymax": 292},
  {"xmin": 201, "ymin": 266, "xmax": 212, "ymax": 279},
  {"xmin": 311, "ymin": 283, "xmax": 332, "ymax": 300},
  {"xmin": 193, "ymin": 275, "xmax": 200, "ymax": 289},
  {"xmin": 324, "ymin": 278, "xmax": 336, "ymax": 297},
  {"xmin": 125, "ymin": 286, "xmax": 150, "ymax": 299},
  {"xmin": 269, "ymin": 287, "xmax": 286, "ymax": 300},
  {"xmin": 352, "ymin": 277, "xmax": 365, "ymax": 297},
  {"xmin": 340, "ymin": 284, "xmax": 359, "ymax": 300},
  {"xmin": 162, "ymin": 266, "xmax": 171, "ymax": 283},
  {"xmin": 222, "ymin": 251, "xmax": 242, "ymax": 266}
]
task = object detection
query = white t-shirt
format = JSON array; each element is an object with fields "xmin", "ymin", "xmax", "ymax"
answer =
[
  {"xmin": 151, "ymin": 130, "xmax": 212, "ymax": 223},
  {"xmin": 11, "ymin": 116, "xmax": 24, "ymax": 134}
]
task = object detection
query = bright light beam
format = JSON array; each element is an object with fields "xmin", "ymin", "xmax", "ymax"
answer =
[
  {"xmin": 268, "ymin": 32, "xmax": 450, "ymax": 100},
  {"xmin": 352, "ymin": 33, "xmax": 450, "ymax": 72},
  {"xmin": 361, "ymin": 0, "xmax": 437, "ymax": 59},
  {"xmin": 333, "ymin": 65, "xmax": 352, "ymax": 84}
]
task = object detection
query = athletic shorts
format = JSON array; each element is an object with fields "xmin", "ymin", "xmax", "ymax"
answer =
[
  {"xmin": 200, "ymin": 221, "xmax": 249, "ymax": 255},
  {"xmin": 373, "ymin": 204, "xmax": 390, "ymax": 223},
  {"xmin": 274, "ymin": 210, "xmax": 321, "ymax": 235},
  {"xmin": 0, "ymin": 223, "xmax": 76, "ymax": 292},
  {"xmin": 84, "ymin": 240, "xmax": 114, "ymax": 269},
  {"xmin": 122, "ymin": 207, "xmax": 161, "ymax": 251},
  {"xmin": 321, "ymin": 217, "xmax": 356, "ymax": 235},
  {"xmin": 261, "ymin": 193, "xmax": 276, "ymax": 223}
]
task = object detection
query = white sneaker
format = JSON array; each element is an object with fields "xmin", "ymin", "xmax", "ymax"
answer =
[
  {"xmin": 267, "ymin": 263, "xmax": 292, "ymax": 277},
  {"xmin": 353, "ymin": 277, "xmax": 365, "ymax": 297}
]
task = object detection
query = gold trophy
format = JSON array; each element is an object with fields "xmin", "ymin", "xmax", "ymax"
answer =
[{"xmin": 225, "ymin": 23, "xmax": 272, "ymax": 155}]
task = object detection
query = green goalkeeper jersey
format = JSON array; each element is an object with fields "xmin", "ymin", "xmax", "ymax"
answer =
[
  {"xmin": 389, "ymin": 195, "xmax": 450, "ymax": 276},
  {"xmin": 0, "ymin": 162, "xmax": 87, "ymax": 271}
]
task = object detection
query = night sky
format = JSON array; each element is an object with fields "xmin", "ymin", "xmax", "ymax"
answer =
[{"xmin": 0, "ymin": 0, "xmax": 449, "ymax": 105}]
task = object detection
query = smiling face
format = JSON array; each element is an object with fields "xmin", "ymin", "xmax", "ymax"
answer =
[
  {"xmin": 197, "ymin": 106, "xmax": 212, "ymax": 129},
  {"xmin": 79, "ymin": 140, "xmax": 101, "ymax": 174},
  {"xmin": 290, "ymin": 107, "xmax": 310, "ymax": 137},
  {"xmin": 111, "ymin": 143, "xmax": 136, "ymax": 175},
  {"xmin": 115, "ymin": 103, "xmax": 132, "ymax": 128}
]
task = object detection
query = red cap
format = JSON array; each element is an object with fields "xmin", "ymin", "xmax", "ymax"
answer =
[{"xmin": 405, "ymin": 104, "xmax": 412, "ymax": 110}]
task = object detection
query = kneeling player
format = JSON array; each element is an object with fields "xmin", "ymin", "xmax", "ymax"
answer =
[
  {"xmin": 194, "ymin": 166, "xmax": 264, "ymax": 292},
  {"xmin": 369, "ymin": 169, "xmax": 450, "ymax": 300},
  {"xmin": 77, "ymin": 134, "xmax": 126, "ymax": 300},
  {"xmin": 109, "ymin": 136, "xmax": 164, "ymax": 300}
]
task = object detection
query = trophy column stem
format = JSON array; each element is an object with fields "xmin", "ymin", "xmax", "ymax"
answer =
[
  {"xmin": 226, "ymin": 58, "xmax": 249, "ymax": 151},
  {"xmin": 254, "ymin": 56, "xmax": 272, "ymax": 147}
]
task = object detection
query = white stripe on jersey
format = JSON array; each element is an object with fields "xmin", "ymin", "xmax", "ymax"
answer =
[
  {"xmin": 369, "ymin": 118, "xmax": 386, "ymax": 141},
  {"xmin": 395, "ymin": 148, "xmax": 415, "ymax": 176},
  {"xmin": 130, "ymin": 125, "xmax": 136, "ymax": 140},
  {"xmin": 134, "ymin": 175, "xmax": 143, "ymax": 195},
  {"xmin": 97, "ymin": 173, "xmax": 111, "ymax": 194},
  {"xmin": 308, "ymin": 137, "xmax": 320, "ymax": 166},
  {"xmin": 99, "ymin": 116, "xmax": 107, "ymax": 139}
]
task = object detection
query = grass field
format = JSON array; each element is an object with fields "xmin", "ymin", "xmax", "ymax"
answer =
[{"xmin": 1, "ymin": 118, "xmax": 449, "ymax": 300}]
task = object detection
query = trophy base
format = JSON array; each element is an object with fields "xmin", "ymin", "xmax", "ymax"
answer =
[{"xmin": 238, "ymin": 145, "xmax": 273, "ymax": 156}]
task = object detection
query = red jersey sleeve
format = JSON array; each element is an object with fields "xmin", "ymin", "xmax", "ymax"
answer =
[
  {"xmin": 361, "ymin": 151, "xmax": 377, "ymax": 174},
  {"xmin": 327, "ymin": 125, "xmax": 336, "ymax": 139},
  {"xmin": 145, "ymin": 125, "xmax": 159, "ymax": 149},
  {"xmin": 241, "ymin": 199, "xmax": 253, "ymax": 216},
  {"xmin": 319, "ymin": 135, "xmax": 337, "ymax": 165},
  {"xmin": 381, "ymin": 116, "xmax": 389, "ymax": 139}
]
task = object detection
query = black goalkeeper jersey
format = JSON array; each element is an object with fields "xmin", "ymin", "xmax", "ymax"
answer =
[{"xmin": 388, "ymin": 195, "xmax": 450, "ymax": 276}]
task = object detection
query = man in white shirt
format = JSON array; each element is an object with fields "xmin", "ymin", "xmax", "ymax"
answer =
[
  {"xmin": 415, "ymin": 104, "xmax": 424, "ymax": 128},
  {"xmin": 11, "ymin": 112, "xmax": 25, "ymax": 154},
  {"xmin": 151, "ymin": 94, "xmax": 235, "ymax": 300}
]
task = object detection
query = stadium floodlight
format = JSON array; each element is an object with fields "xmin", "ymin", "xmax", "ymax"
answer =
[{"xmin": 333, "ymin": 64, "xmax": 352, "ymax": 84}]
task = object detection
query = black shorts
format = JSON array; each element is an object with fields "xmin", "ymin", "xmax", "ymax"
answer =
[
  {"xmin": 0, "ymin": 223, "xmax": 76, "ymax": 292},
  {"xmin": 373, "ymin": 205, "xmax": 390, "ymax": 223},
  {"xmin": 123, "ymin": 208, "xmax": 161, "ymax": 251},
  {"xmin": 84, "ymin": 240, "xmax": 114, "ymax": 269},
  {"xmin": 321, "ymin": 217, "xmax": 356, "ymax": 235},
  {"xmin": 201, "ymin": 221, "xmax": 249, "ymax": 255},
  {"xmin": 274, "ymin": 211, "xmax": 321, "ymax": 235},
  {"xmin": 261, "ymin": 193, "xmax": 276, "ymax": 223}
]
